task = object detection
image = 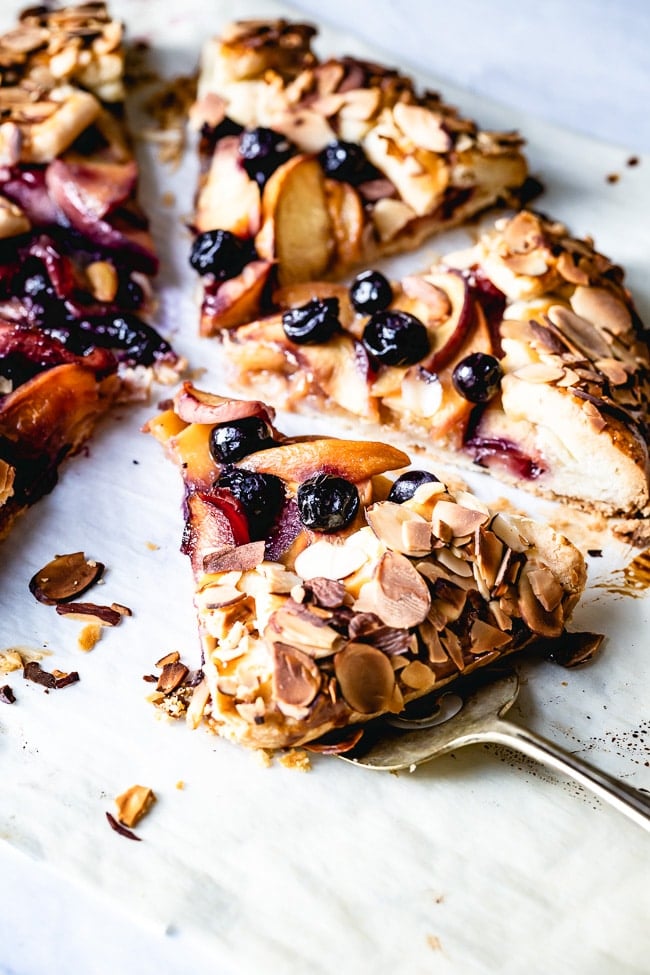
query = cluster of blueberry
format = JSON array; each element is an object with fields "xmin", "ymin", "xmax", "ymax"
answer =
[{"xmin": 208, "ymin": 411, "xmax": 445, "ymax": 539}]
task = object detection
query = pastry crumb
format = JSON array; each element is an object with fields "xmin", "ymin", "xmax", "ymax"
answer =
[
  {"xmin": 278, "ymin": 749, "xmax": 311, "ymax": 772},
  {"xmin": 114, "ymin": 784, "xmax": 156, "ymax": 828},
  {"xmin": 175, "ymin": 780, "xmax": 185, "ymax": 790},
  {"xmin": 605, "ymin": 172, "xmax": 620, "ymax": 184},
  {"xmin": 146, "ymin": 541, "xmax": 160, "ymax": 551},
  {"xmin": 426, "ymin": 935, "xmax": 442, "ymax": 952},
  {"xmin": 255, "ymin": 749, "xmax": 273, "ymax": 769},
  {"xmin": 78, "ymin": 623, "xmax": 102, "ymax": 651}
]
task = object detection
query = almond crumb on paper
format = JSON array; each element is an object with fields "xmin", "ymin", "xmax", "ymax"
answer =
[
  {"xmin": 146, "ymin": 541, "xmax": 160, "ymax": 551},
  {"xmin": 175, "ymin": 780, "xmax": 185, "ymax": 790},
  {"xmin": 115, "ymin": 784, "xmax": 156, "ymax": 828},
  {"xmin": 426, "ymin": 934, "xmax": 442, "ymax": 952},
  {"xmin": 78, "ymin": 623, "xmax": 102, "ymax": 652}
]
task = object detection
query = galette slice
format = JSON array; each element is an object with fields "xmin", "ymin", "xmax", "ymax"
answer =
[
  {"xmin": 223, "ymin": 210, "xmax": 650, "ymax": 531},
  {"xmin": 146, "ymin": 383, "xmax": 586, "ymax": 751},
  {"xmin": 188, "ymin": 17, "xmax": 528, "ymax": 334},
  {"xmin": 0, "ymin": 3, "xmax": 182, "ymax": 538}
]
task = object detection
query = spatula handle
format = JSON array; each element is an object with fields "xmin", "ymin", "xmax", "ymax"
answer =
[{"xmin": 481, "ymin": 718, "xmax": 650, "ymax": 832}]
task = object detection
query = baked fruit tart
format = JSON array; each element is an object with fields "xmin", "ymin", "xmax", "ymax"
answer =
[
  {"xmin": 0, "ymin": 2, "xmax": 181, "ymax": 538},
  {"xmin": 189, "ymin": 17, "xmax": 528, "ymax": 334},
  {"xmin": 222, "ymin": 210, "xmax": 650, "ymax": 532}
]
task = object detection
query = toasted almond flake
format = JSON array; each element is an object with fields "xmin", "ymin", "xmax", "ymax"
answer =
[
  {"xmin": 518, "ymin": 569, "xmax": 565, "ymax": 638},
  {"xmin": 110, "ymin": 602, "xmax": 132, "ymax": 617},
  {"xmin": 393, "ymin": 102, "xmax": 452, "ymax": 153},
  {"xmin": 418, "ymin": 620, "xmax": 448, "ymax": 664},
  {"xmin": 527, "ymin": 566, "xmax": 564, "ymax": 612},
  {"xmin": 441, "ymin": 630, "xmax": 465, "ymax": 671},
  {"xmin": 294, "ymin": 538, "xmax": 368, "ymax": 581},
  {"xmin": 366, "ymin": 501, "xmax": 432, "ymax": 556},
  {"xmin": 157, "ymin": 661, "xmax": 189, "ymax": 694},
  {"xmin": 334, "ymin": 642, "xmax": 396, "ymax": 714},
  {"xmin": 547, "ymin": 305, "xmax": 612, "ymax": 359},
  {"xmin": 272, "ymin": 642, "xmax": 321, "ymax": 709},
  {"xmin": 114, "ymin": 785, "xmax": 156, "ymax": 829},
  {"xmin": 513, "ymin": 362, "xmax": 565, "ymax": 384},
  {"xmin": 502, "ymin": 210, "xmax": 544, "ymax": 253},
  {"xmin": 29, "ymin": 552, "xmax": 104, "ymax": 605},
  {"xmin": 490, "ymin": 514, "xmax": 529, "ymax": 553},
  {"xmin": 432, "ymin": 500, "xmax": 489, "ymax": 539},
  {"xmin": 357, "ymin": 551, "xmax": 431, "ymax": 627},
  {"xmin": 203, "ymin": 541, "xmax": 265, "ymax": 574},
  {"xmin": 475, "ymin": 529, "xmax": 505, "ymax": 590},
  {"xmin": 399, "ymin": 660, "xmax": 436, "ymax": 692},
  {"xmin": 267, "ymin": 605, "xmax": 341, "ymax": 657},
  {"xmin": 556, "ymin": 251, "xmax": 590, "ymax": 285},
  {"xmin": 502, "ymin": 251, "xmax": 549, "ymax": 276},
  {"xmin": 594, "ymin": 357, "xmax": 629, "ymax": 386},
  {"xmin": 435, "ymin": 548, "xmax": 474, "ymax": 578},
  {"xmin": 469, "ymin": 619, "xmax": 511, "ymax": 654},
  {"xmin": 570, "ymin": 286, "xmax": 631, "ymax": 336},
  {"xmin": 156, "ymin": 650, "xmax": 180, "ymax": 668},
  {"xmin": 56, "ymin": 602, "xmax": 122, "ymax": 626}
]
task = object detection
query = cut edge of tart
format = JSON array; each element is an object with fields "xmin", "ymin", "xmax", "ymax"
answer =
[
  {"xmin": 221, "ymin": 210, "xmax": 650, "ymax": 533},
  {"xmin": 146, "ymin": 383, "xmax": 588, "ymax": 751},
  {"xmin": 0, "ymin": 3, "xmax": 184, "ymax": 538},
  {"xmin": 188, "ymin": 17, "xmax": 529, "ymax": 335}
]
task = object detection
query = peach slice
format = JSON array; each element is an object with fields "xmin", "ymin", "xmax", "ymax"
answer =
[
  {"xmin": 256, "ymin": 154, "xmax": 334, "ymax": 286},
  {"xmin": 195, "ymin": 135, "xmax": 261, "ymax": 236},
  {"xmin": 324, "ymin": 178, "xmax": 364, "ymax": 270},
  {"xmin": 200, "ymin": 259, "xmax": 274, "ymax": 335},
  {"xmin": 240, "ymin": 438, "xmax": 409, "ymax": 483}
]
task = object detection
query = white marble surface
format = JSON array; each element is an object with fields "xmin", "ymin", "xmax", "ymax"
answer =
[{"xmin": 1, "ymin": 3, "xmax": 649, "ymax": 975}]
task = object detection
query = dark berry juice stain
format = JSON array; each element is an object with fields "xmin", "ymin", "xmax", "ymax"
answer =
[{"xmin": 595, "ymin": 548, "xmax": 650, "ymax": 598}]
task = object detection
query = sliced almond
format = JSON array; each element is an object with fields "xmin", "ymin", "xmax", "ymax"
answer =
[
  {"xmin": 355, "ymin": 551, "xmax": 431, "ymax": 628},
  {"xmin": 366, "ymin": 501, "xmax": 432, "ymax": 557},
  {"xmin": 334, "ymin": 642, "xmax": 395, "ymax": 714},
  {"xmin": 547, "ymin": 305, "xmax": 612, "ymax": 359},
  {"xmin": 157, "ymin": 662, "xmax": 189, "ymax": 694},
  {"xmin": 202, "ymin": 541, "xmax": 266, "ymax": 574},
  {"xmin": 399, "ymin": 659, "xmax": 436, "ymax": 692},
  {"xmin": 29, "ymin": 552, "xmax": 104, "ymax": 605},
  {"xmin": 526, "ymin": 566, "xmax": 564, "ymax": 612},
  {"xmin": 295, "ymin": 538, "xmax": 369, "ymax": 581},
  {"xmin": 272, "ymin": 642, "xmax": 321, "ymax": 709},
  {"xmin": 469, "ymin": 619, "xmax": 511, "ymax": 654},
  {"xmin": 266, "ymin": 604, "xmax": 341, "ymax": 658},
  {"xmin": 513, "ymin": 362, "xmax": 565, "ymax": 384},
  {"xmin": 432, "ymin": 500, "xmax": 489, "ymax": 540},
  {"xmin": 518, "ymin": 569, "xmax": 564, "ymax": 638},
  {"xmin": 393, "ymin": 103, "xmax": 452, "ymax": 153},
  {"xmin": 55, "ymin": 602, "xmax": 123, "ymax": 626},
  {"xmin": 570, "ymin": 286, "xmax": 631, "ymax": 336}
]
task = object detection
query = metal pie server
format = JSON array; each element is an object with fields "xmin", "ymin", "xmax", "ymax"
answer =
[{"xmin": 338, "ymin": 671, "xmax": 650, "ymax": 832}]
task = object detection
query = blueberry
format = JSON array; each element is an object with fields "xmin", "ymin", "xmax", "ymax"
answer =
[
  {"xmin": 189, "ymin": 229, "xmax": 251, "ymax": 279},
  {"xmin": 238, "ymin": 127, "xmax": 294, "ymax": 188},
  {"xmin": 209, "ymin": 416, "xmax": 275, "ymax": 464},
  {"xmin": 319, "ymin": 140, "xmax": 373, "ymax": 185},
  {"xmin": 75, "ymin": 313, "xmax": 172, "ymax": 365},
  {"xmin": 362, "ymin": 310, "xmax": 429, "ymax": 366},
  {"xmin": 349, "ymin": 269, "xmax": 393, "ymax": 314},
  {"xmin": 387, "ymin": 470, "xmax": 440, "ymax": 504},
  {"xmin": 282, "ymin": 298, "xmax": 341, "ymax": 345},
  {"xmin": 297, "ymin": 474, "xmax": 360, "ymax": 533},
  {"xmin": 217, "ymin": 467, "xmax": 285, "ymax": 539},
  {"xmin": 114, "ymin": 273, "xmax": 145, "ymax": 310},
  {"xmin": 452, "ymin": 353, "xmax": 503, "ymax": 403}
]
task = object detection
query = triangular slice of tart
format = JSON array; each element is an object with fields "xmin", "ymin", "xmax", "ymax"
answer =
[
  {"xmin": 222, "ymin": 210, "xmax": 650, "ymax": 533},
  {"xmin": 146, "ymin": 383, "xmax": 586, "ymax": 750},
  {"xmin": 0, "ymin": 3, "xmax": 181, "ymax": 538},
  {"xmin": 188, "ymin": 17, "xmax": 528, "ymax": 335}
]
